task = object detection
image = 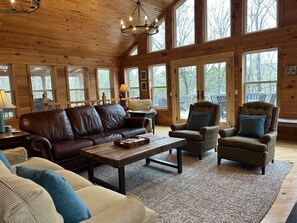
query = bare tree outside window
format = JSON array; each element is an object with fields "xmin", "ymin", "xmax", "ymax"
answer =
[
  {"xmin": 97, "ymin": 69, "xmax": 112, "ymax": 99},
  {"xmin": 206, "ymin": 0, "xmax": 231, "ymax": 41},
  {"xmin": 246, "ymin": 0, "xmax": 277, "ymax": 33},
  {"xmin": 0, "ymin": 65, "xmax": 14, "ymax": 117},
  {"xmin": 244, "ymin": 49, "xmax": 278, "ymax": 104},
  {"xmin": 68, "ymin": 67, "xmax": 85, "ymax": 102},
  {"xmin": 174, "ymin": 0, "xmax": 195, "ymax": 47},
  {"xmin": 149, "ymin": 20, "xmax": 166, "ymax": 52},
  {"xmin": 151, "ymin": 64, "xmax": 167, "ymax": 107},
  {"xmin": 126, "ymin": 68, "xmax": 140, "ymax": 98}
]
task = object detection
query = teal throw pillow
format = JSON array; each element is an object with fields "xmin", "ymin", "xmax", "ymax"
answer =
[
  {"xmin": 0, "ymin": 150, "xmax": 12, "ymax": 172},
  {"xmin": 16, "ymin": 166, "xmax": 91, "ymax": 223},
  {"xmin": 237, "ymin": 114, "xmax": 266, "ymax": 138},
  {"xmin": 186, "ymin": 111, "xmax": 211, "ymax": 131}
]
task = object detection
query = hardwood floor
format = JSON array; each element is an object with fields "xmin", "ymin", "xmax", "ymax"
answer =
[{"xmin": 155, "ymin": 125, "xmax": 297, "ymax": 223}]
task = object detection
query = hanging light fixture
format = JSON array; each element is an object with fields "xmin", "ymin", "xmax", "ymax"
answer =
[
  {"xmin": 0, "ymin": 0, "xmax": 40, "ymax": 13},
  {"xmin": 120, "ymin": 0, "xmax": 159, "ymax": 37}
]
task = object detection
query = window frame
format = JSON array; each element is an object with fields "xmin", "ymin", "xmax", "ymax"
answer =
[
  {"xmin": 173, "ymin": 0, "xmax": 196, "ymax": 48},
  {"xmin": 243, "ymin": 0, "xmax": 279, "ymax": 34},
  {"xmin": 67, "ymin": 66, "xmax": 86, "ymax": 102},
  {"xmin": 243, "ymin": 48, "xmax": 278, "ymax": 104},
  {"xmin": 125, "ymin": 67, "xmax": 140, "ymax": 98},
  {"xmin": 96, "ymin": 68, "xmax": 114, "ymax": 99},
  {"xmin": 0, "ymin": 64, "xmax": 15, "ymax": 118},
  {"xmin": 148, "ymin": 19, "xmax": 166, "ymax": 53},
  {"xmin": 150, "ymin": 64, "xmax": 168, "ymax": 109}
]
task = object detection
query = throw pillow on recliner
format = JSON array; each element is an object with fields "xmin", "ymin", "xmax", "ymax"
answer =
[
  {"xmin": 237, "ymin": 114, "xmax": 266, "ymax": 138},
  {"xmin": 186, "ymin": 111, "xmax": 211, "ymax": 131}
]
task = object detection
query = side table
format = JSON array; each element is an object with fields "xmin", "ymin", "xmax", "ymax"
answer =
[
  {"xmin": 0, "ymin": 131, "xmax": 31, "ymax": 150},
  {"xmin": 128, "ymin": 111, "xmax": 155, "ymax": 134}
]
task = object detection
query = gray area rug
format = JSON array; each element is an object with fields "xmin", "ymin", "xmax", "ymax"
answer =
[{"xmin": 79, "ymin": 151, "xmax": 293, "ymax": 223}]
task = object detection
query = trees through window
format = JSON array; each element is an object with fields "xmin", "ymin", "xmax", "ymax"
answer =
[
  {"xmin": 151, "ymin": 64, "xmax": 167, "ymax": 108},
  {"xmin": 149, "ymin": 20, "xmax": 166, "ymax": 52},
  {"xmin": 97, "ymin": 68, "xmax": 113, "ymax": 99},
  {"xmin": 244, "ymin": 49, "xmax": 278, "ymax": 104},
  {"xmin": 67, "ymin": 66, "xmax": 85, "ymax": 102},
  {"xmin": 126, "ymin": 68, "xmax": 140, "ymax": 98},
  {"xmin": 0, "ymin": 65, "xmax": 14, "ymax": 117}
]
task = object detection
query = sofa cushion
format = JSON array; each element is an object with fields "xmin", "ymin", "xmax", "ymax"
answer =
[
  {"xmin": 94, "ymin": 104, "xmax": 126, "ymax": 131},
  {"xmin": 65, "ymin": 105, "xmax": 104, "ymax": 137},
  {"xmin": 19, "ymin": 109, "xmax": 74, "ymax": 143},
  {"xmin": 218, "ymin": 136, "xmax": 267, "ymax": 152},
  {"xmin": 81, "ymin": 132, "xmax": 122, "ymax": 145},
  {"xmin": 16, "ymin": 166, "xmax": 91, "ymax": 223},
  {"xmin": 110, "ymin": 128, "xmax": 146, "ymax": 138},
  {"xmin": 0, "ymin": 150, "xmax": 11, "ymax": 172},
  {"xmin": 0, "ymin": 166, "xmax": 63, "ymax": 223},
  {"xmin": 2, "ymin": 147, "xmax": 28, "ymax": 165},
  {"xmin": 52, "ymin": 139, "xmax": 93, "ymax": 161}
]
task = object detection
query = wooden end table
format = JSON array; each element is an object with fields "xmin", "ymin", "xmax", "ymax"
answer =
[
  {"xmin": 80, "ymin": 134, "xmax": 186, "ymax": 195},
  {"xmin": 0, "ymin": 130, "xmax": 30, "ymax": 150},
  {"xmin": 128, "ymin": 111, "xmax": 156, "ymax": 134}
]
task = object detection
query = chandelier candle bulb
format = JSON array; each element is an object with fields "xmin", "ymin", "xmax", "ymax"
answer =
[
  {"xmin": 145, "ymin": 15, "xmax": 148, "ymax": 25},
  {"xmin": 10, "ymin": 0, "xmax": 15, "ymax": 10}
]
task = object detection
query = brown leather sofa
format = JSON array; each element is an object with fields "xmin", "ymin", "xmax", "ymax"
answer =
[{"xmin": 19, "ymin": 104, "xmax": 147, "ymax": 170}]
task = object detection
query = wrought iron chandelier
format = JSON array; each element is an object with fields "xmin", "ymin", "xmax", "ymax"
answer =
[
  {"xmin": 0, "ymin": 0, "xmax": 40, "ymax": 13},
  {"xmin": 120, "ymin": 0, "xmax": 159, "ymax": 37}
]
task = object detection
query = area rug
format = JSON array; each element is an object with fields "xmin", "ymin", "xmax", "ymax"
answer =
[{"xmin": 79, "ymin": 151, "xmax": 293, "ymax": 223}]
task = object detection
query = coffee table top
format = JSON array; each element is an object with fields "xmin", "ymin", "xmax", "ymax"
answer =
[{"xmin": 80, "ymin": 134, "xmax": 186, "ymax": 168}]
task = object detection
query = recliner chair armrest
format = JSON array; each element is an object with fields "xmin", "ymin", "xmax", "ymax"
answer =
[
  {"xmin": 124, "ymin": 117, "xmax": 146, "ymax": 128},
  {"xmin": 261, "ymin": 131, "xmax": 277, "ymax": 144},
  {"xmin": 170, "ymin": 123, "xmax": 187, "ymax": 131},
  {"xmin": 27, "ymin": 135, "xmax": 54, "ymax": 161},
  {"xmin": 200, "ymin": 126, "xmax": 219, "ymax": 135},
  {"xmin": 219, "ymin": 128, "xmax": 238, "ymax": 138}
]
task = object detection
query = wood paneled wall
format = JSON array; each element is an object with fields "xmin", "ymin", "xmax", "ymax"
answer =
[{"xmin": 120, "ymin": 0, "xmax": 297, "ymax": 125}]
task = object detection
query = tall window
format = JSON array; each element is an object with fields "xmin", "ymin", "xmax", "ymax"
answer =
[
  {"xmin": 149, "ymin": 20, "xmax": 165, "ymax": 52},
  {"xmin": 244, "ymin": 49, "xmax": 278, "ymax": 105},
  {"xmin": 206, "ymin": 0, "xmax": 231, "ymax": 41},
  {"xmin": 30, "ymin": 65, "xmax": 54, "ymax": 112},
  {"xmin": 97, "ymin": 68, "xmax": 112, "ymax": 99},
  {"xmin": 174, "ymin": 0, "xmax": 195, "ymax": 47},
  {"xmin": 151, "ymin": 64, "xmax": 167, "ymax": 108},
  {"xmin": 126, "ymin": 68, "xmax": 139, "ymax": 98},
  {"xmin": 67, "ymin": 66, "xmax": 85, "ymax": 101},
  {"xmin": 245, "ymin": 0, "xmax": 278, "ymax": 33},
  {"xmin": 0, "ymin": 65, "xmax": 14, "ymax": 117}
]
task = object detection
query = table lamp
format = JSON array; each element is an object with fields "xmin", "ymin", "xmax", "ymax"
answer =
[
  {"xmin": 0, "ymin": 89, "xmax": 16, "ymax": 133},
  {"xmin": 119, "ymin": 84, "xmax": 129, "ymax": 101}
]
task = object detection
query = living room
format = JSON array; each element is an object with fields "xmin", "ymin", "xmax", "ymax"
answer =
[{"xmin": 1, "ymin": 0, "xmax": 297, "ymax": 222}]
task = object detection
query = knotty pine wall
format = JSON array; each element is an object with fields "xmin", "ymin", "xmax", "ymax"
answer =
[
  {"xmin": 120, "ymin": 0, "xmax": 297, "ymax": 127},
  {"xmin": 1, "ymin": 52, "xmax": 120, "ymax": 129}
]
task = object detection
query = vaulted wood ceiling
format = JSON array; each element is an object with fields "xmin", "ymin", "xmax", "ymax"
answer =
[{"xmin": 0, "ymin": 0, "xmax": 174, "ymax": 59}]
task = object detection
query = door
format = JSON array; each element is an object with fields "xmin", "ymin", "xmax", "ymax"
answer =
[{"xmin": 172, "ymin": 53, "xmax": 234, "ymax": 127}]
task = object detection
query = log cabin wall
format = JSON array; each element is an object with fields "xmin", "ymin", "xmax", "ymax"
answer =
[{"xmin": 120, "ymin": 0, "xmax": 297, "ymax": 127}]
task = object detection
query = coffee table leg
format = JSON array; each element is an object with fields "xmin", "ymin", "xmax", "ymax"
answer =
[
  {"xmin": 87, "ymin": 158, "xmax": 94, "ymax": 181},
  {"xmin": 118, "ymin": 167, "xmax": 126, "ymax": 195},
  {"xmin": 176, "ymin": 148, "xmax": 182, "ymax": 174}
]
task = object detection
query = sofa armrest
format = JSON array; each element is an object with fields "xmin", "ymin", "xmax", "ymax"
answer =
[
  {"xmin": 124, "ymin": 117, "xmax": 146, "ymax": 128},
  {"xmin": 81, "ymin": 196, "xmax": 145, "ymax": 223},
  {"xmin": 219, "ymin": 127, "xmax": 238, "ymax": 138},
  {"xmin": 170, "ymin": 123, "xmax": 187, "ymax": 131},
  {"xmin": 27, "ymin": 135, "xmax": 54, "ymax": 161},
  {"xmin": 2, "ymin": 147, "xmax": 28, "ymax": 165},
  {"xmin": 200, "ymin": 126, "xmax": 219, "ymax": 135},
  {"xmin": 261, "ymin": 131, "xmax": 277, "ymax": 144}
]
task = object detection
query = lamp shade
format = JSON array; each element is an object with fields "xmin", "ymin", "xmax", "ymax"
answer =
[
  {"xmin": 0, "ymin": 89, "xmax": 16, "ymax": 109},
  {"xmin": 119, "ymin": 84, "xmax": 129, "ymax": 93}
]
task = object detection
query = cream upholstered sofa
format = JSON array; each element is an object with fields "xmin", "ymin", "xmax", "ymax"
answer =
[{"xmin": 0, "ymin": 147, "xmax": 157, "ymax": 223}]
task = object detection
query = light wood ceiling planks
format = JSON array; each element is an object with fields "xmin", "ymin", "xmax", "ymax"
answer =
[{"xmin": 0, "ymin": 0, "xmax": 174, "ymax": 59}]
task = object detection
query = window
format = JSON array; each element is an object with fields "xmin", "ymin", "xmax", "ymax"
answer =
[
  {"xmin": 151, "ymin": 64, "xmax": 167, "ymax": 108},
  {"xmin": 0, "ymin": 65, "xmax": 14, "ymax": 118},
  {"xmin": 206, "ymin": 0, "xmax": 231, "ymax": 41},
  {"xmin": 126, "ymin": 68, "xmax": 139, "ymax": 98},
  {"xmin": 174, "ymin": 0, "xmax": 195, "ymax": 47},
  {"xmin": 97, "ymin": 68, "xmax": 113, "ymax": 99},
  {"xmin": 130, "ymin": 47, "xmax": 138, "ymax": 56},
  {"xmin": 30, "ymin": 65, "xmax": 54, "ymax": 112},
  {"xmin": 244, "ymin": 49, "xmax": 278, "ymax": 105},
  {"xmin": 149, "ymin": 20, "xmax": 165, "ymax": 52},
  {"xmin": 67, "ymin": 66, "xmax": 85, "ymax": 102},
  {"xmin": 245, "ymin": 0, "xmax": 278, "ymax": 33}
]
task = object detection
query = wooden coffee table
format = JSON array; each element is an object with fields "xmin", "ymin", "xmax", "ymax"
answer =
[{"xmin": 80, "ymin": 134, "xmax": 186, "ymax": 194}]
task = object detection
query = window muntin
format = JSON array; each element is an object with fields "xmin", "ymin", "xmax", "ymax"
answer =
[
  {"xmin": 67, "ymin": 66, "xmax": 85, "ymax": 102},
  {"xmin": 244, "ymin": 49, "xmax": 278, "ymax": 105},
  {"xmin": 0, "ymin": 65, "xmax": 14, "ymax": 117},
  {"xmin": 245, "ymin": 0, "xmax": 278, "ymax": 33},
  {"xmin": 174, "ymin": 0, "xmax": 195, "ymax": 48},
  {"xmin": 126, "ymin": 68, "xmax": 139, "ymax": 98},
  {"xmin": 97, "ymin": 68, "xmax": 112, "ymax": 99},
  {"xmin": 206, "ymin": 0, "xmax": 231, "ymax": 41},
  {"xmin": 151, "ymin": 64, "xmax": 167, "ymax": 108},
  {"xmin": 130, "ymin": 47, "xmax": 138, "ymax": 56},
  {"xmin": 149, "ymin": 20, "xmax": 166, "ymax": 52}
]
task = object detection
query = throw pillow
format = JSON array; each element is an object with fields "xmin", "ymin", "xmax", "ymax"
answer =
[
  {"xmin": 0, "ymin": 150, "xmax": 11, "ymax": 172},
  {"xmin": 186, "ymin": 111, "xmax": 211, "ymax": 131},
  {"xmin": 16, "ymin": 166, "xmax": 91, "ymax": 223},
  {"xmin": 237, "ymin": 114, "xmax": 266, "ymax": 138}
]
